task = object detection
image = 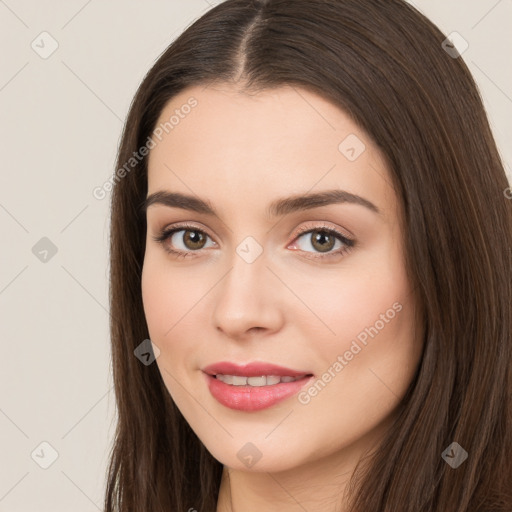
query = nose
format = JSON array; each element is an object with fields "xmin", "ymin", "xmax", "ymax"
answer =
[{"xmin": 211, "ymin": 247, "xmax": 284, "ymax": 341}]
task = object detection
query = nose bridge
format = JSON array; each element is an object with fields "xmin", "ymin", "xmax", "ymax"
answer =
[
  {"xmin": 221, "ymin": 240, "xmax": 269, "ymax": 310},
  {"xmin": 212, "ymin": 238, "xmax": 283, "ymax": 337}
]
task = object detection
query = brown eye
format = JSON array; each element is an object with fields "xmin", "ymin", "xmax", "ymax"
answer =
[
  {"xmin": 291, "ymin": 226, "xmax": 355, "ymax": 259},
  {"xmin": 309, "ymin": 230, "xmax": 336, "ymax": 253},
  {"xmin": 181, "ymin": 229, "xmax": 207, "ymax": 250},
  {"xmin": 152, "ymin": 225, "xmax": 215, "ymax": 256}
]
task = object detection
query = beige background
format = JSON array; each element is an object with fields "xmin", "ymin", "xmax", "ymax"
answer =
[{"xmin": 0, "ymin": 1, "xmax": 510, "ymax": 510}]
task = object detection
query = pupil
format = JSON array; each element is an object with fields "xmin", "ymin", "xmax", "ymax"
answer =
[
  {"xmin": 313, "ymin": 230, "xmax": 334, "ymax": 252},
  {"xmin": 185, "ymin": 230, "xmax": 205, "ymax": 249}
]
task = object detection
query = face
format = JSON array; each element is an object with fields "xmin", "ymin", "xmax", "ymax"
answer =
[{"xmin": 141, "ymin": 83, "xmax": 423, "ymax": 473}]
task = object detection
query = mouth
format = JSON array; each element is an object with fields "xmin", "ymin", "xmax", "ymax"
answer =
[
  {"xmin": 201, "ymin": 361, "xmax": 314, "ymax": 411},
  {"xmin": 213, "ymin": 374, "xmax": 308, "ymax": 386}
]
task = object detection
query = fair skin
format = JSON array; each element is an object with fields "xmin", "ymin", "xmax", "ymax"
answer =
[{"xmin": 141, "ymin": 83, "xmax": 423, "ymax": 511}]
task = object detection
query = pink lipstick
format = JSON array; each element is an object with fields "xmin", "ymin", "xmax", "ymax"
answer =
[{"xmin": 202, "ymin": 361, "xmax": 314, "ymax": 411}]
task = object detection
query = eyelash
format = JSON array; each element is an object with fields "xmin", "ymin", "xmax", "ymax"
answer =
[{"xmin": 151, "ymin": 222, "xmax": 356, "ymax": 261}]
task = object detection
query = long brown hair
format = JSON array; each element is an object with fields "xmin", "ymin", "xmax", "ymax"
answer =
[{"xmin": 104, "ymin": 1, "xmax": 512, "ymax": 510}]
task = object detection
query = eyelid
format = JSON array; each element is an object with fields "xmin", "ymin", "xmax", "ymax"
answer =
[
  {"xmin": 154, "ymin": 221, "xmax": 216, "ymax": 242},
  {"xmin": 291, "ymin": 221, "xmax": 354, "ymax": 242}
]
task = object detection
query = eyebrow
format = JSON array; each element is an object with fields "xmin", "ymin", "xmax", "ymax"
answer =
[{"xmin": 142, "ymin": 189, "xmax": 380, "ymax": 217}]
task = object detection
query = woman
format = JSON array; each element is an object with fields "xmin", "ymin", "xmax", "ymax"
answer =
[{"xmin": 104, "ymin": 0, "xmax": 512, "ymax": 510}]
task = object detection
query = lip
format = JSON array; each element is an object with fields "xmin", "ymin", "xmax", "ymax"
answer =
[
  {"xmin": 202, "ymin": 361, "xmax": 311, "ymax": 378},
  {"xmin": 201, "ymin": 361, "xmax": 314, "ymax": 411}
]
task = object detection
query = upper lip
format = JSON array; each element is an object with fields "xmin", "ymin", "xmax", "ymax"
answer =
[{"xmin": 202, "ymin": 361, "xmax": 313, "ymax": 378}]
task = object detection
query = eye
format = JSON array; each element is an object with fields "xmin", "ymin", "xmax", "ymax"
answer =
[
  {"xmin": 151, "ymin": 223, "xmax": 216, "ymax": 258},
  {"xmin": 152, "ymin": 222, "xmax": 355, "ymax": 260},
  {"xmin": 289, "ymin": 224, "xmax": 355, "ymax": 259}
]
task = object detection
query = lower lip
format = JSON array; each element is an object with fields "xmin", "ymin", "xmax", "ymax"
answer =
[{"xmin": 204, "ymin": 373, "xmax": 314, "ymax": 411}]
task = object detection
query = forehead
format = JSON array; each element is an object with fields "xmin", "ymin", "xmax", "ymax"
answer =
[{"xmin": 146, "ymin": 83, "xmax": 395, "ymax": 219}]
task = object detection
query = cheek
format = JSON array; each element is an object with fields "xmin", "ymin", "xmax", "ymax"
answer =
[
  {"xmin": 291, "ymin": 235, "xmax": 421, "ymax": 415},
  {"xmin": 296, "ymin": 271, "xmax": 398, "ymax": 339},
  {"xmin": 141, "ymin": 254, "xmax": 204, "ymax": 407},
  {"xmin": 141, "ymin": 250, "xmax": 219, "ymax": 378},
  {"xmin": 141, "ymin": 252, "xmax": 200, "ymax": 338},
  {"xmin": 291, "ymin": 246, "xmax": 412, "ymax": 361},
  {"xmin": 290, "ymin": 278, "xmax": 420, "ymax": 463},
  {"xmin": 141, "ymin": 263, "xmax": 170, "ymax": 340}
]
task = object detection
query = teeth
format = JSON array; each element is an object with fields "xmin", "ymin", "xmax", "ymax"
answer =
[
  {"xmin": 265, "ymin": 375, "xmax": 281, "ymax": 385},
  {"xmin": 215, "ymin": 374, "xmax": 305, "ymax": 386},
  {"xmin": 247, "ymin": 376, "xmax": 266, "ymax": 386},
  {"xmin": 232, "ymin": 376, "xmax": 248, "ymax": 386}
]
